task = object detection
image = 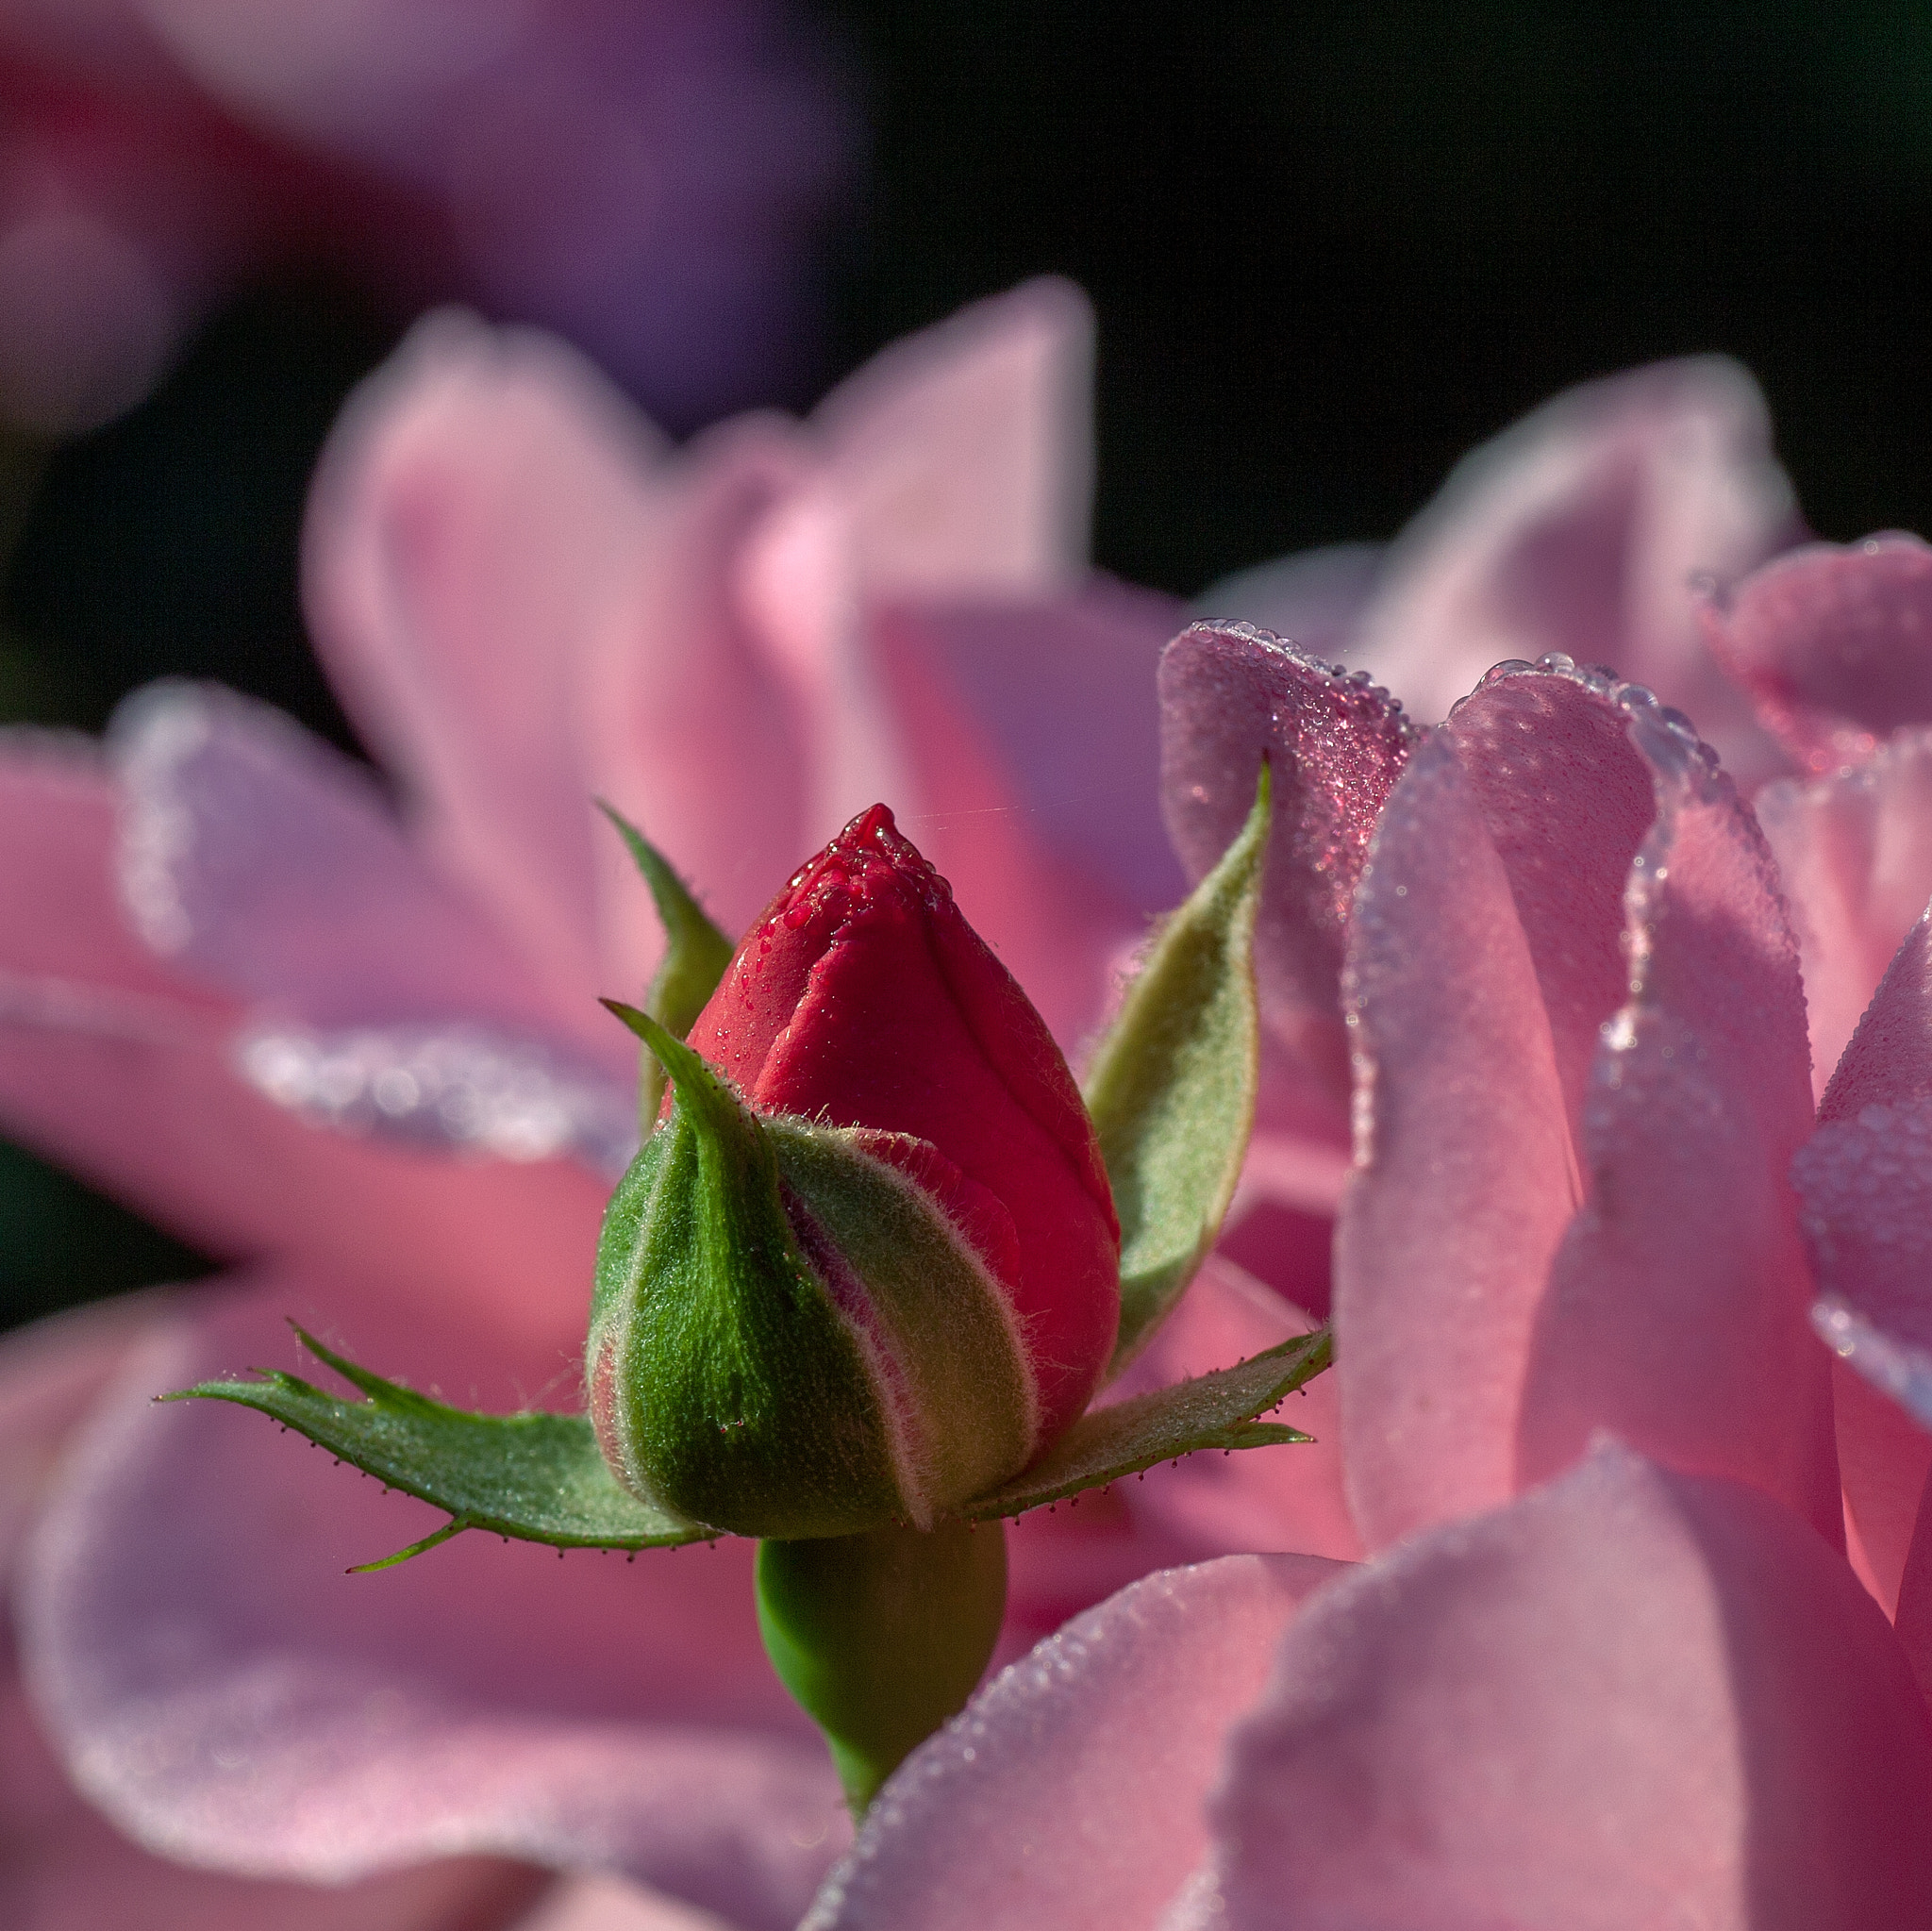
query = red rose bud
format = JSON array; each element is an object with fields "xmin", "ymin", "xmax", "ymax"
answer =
[{"xmin": 588, "ymin": 806, "xmax": 1121, "ymax": 1539}]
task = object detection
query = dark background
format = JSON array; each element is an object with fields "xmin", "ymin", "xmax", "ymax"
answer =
[{"xmin": 5, "ymin": 0, "xmax": 1930, "ymax": 1327}]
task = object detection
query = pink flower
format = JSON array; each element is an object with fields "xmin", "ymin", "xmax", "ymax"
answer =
[
  {"xmin": 0, "ymin": 0, "xmax": 854, "ymax": 432},
  {"xmin": 797, "ymin": 363, "xmax": 1932, "ymax": 1924},
  {"xmin": 0, "ymin": 284, "xmax": 1345, "ymax": 1927}
]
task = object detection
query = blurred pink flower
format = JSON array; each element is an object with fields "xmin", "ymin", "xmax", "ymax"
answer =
[
  {"xmin": 0, "ymin": 283, "xmax": 1352, "ymax": 1928},
  {"xmin": 0, "ymin": 0, "xmax": 854, "ymax": 433}
]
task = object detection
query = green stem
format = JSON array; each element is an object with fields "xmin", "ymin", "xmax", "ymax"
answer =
[{"xmin": 755, "ymin": 1517, "xmax": 1008, "ymax": 1815}]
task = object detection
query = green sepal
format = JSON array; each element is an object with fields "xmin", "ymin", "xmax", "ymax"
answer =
[
  {"xmin": 165, "ymin": 1325, "xmax": 708, "ymax": 1570},
  {"xmin": 592, "ymin": 1002, "xmax": 905, "ymax": 1540},
  {"xmin": 1084, "ymin": 758, "xmax": 1272, "ymax": 1377},
  {"xmin": 598, "ymin": 802, "xmax": 735, "ymax": 1128},
  {"xmin": 765, "ymin": 1121, "xmax": 1037, "ymax": 1519},
  {"xmin": 959, "ymin": 1326, "xmax": 1329, "ymax": 1521},
  {"xmin": 757, "ymin": 1518, "xmax": 1007, "ymax": 1816}
]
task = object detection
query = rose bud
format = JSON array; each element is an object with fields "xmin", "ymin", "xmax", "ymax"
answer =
[{"xmin": 589, "ymin": 804, "xmax": 1121, "ymax": 1540}]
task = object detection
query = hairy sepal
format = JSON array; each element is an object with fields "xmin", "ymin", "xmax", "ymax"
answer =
[
  {"xmin": 960, "ymin": 1326, "xmax": 1328, "ymax": 1519},
  {"xmin": 1085, "ymin": 760, "xmax": 1270, "ymax": 1377},
  {"xmin": 168, "ymin": 1327, "xmax": 706, "ymax": 1569},
  {"xmin": 594, "ymin": 1005, "xmax": 1036, "ymax": 1536}
]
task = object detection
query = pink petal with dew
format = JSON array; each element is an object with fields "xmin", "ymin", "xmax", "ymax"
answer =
[
  {"xmin": 1796, "ymin": 910, "xmax": 1932, "ymax": 1445},
  {"xmin": 303, "ymin": 309, "xmax": 670, "ymax": 1011},
  {"xmin": 19, "ymin": 1278, "xmax": 847, "ymax": 1931},
  {"xmin": 808, "ymin": 278, "xmax": 1093, "ymax": 599},
  {"xmin": 1702, "ymin": 533, "xmax": 1932, "ymax": 774},
  {"xmin": 1, "ymin": 1298, "xmax": 553, "ymax": 1931},
  {"xmin": 1158, "ymin": 620, "xmax": 1416, "ymax": 1107},
  {"xmin": 1182, "ymin": 1445, "xmax": 1932, "ymax": 1930},
  {"xmin": 107, "ymin": 682, "xmax": 618, "ymax": 1062},
  {"xmin": 1347, "ymin": 358, "xmax": 1801, "ymax": 784},
  {"xmin": 1757, "ymin": 729, "xmax": 1932, "ymax": 1102},
  {"xmin": 1514, "ymin": 677, "xmax": 1838, "ymax": 1544},
  {"xmin": 0, "ymin": 735, "xmax": 607, "ymax": 1346},
  {"xmin": 1335, "ymin": 731, "xmax": 1576, "ymax": 1549},
  {"xmin": 800, "ymin": 1553, "xmax": 1343, "ymax": 1931},
  {"xmin": 1439, "ymin": 667, "xmax": 1655, "ymax": 1130}
]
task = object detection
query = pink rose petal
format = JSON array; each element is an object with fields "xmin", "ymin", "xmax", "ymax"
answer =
[
  {"xmin": 1757, "ymin": 728, "xmax": 1932, "ymax": 1101},
  {"xmin": 1, "ymin": 1301, "xmax": 554, "ymax": 1931},
  {"xmin": 19, "ymin": 1278, "xmax": 847, "ymax": 1931},
  {"xmin": 0, "ymin": 729, "xmax": 613, "ymax": 1350},
  {"xmin": 1702, "ymin": 533, "xmax": 1932, "ymax": 774},
  {"xmin": 1344, "ymin": 665, "xmax": 1834, "ymax": 1547},
  {"xmin": 1516, "ymin": 687, "xmax": 1837, "ymax": 1543},
  {"xmin": 303, "ymin": 309, "xmax": 674, "ymax": 1010},
  {"xmin": 1158, "ymin": 620, "xmax": 1416, "ymax": 1103},
  {"xmin": 1191, "ymin": 541, "xmax": 1383, "ymax": 667},
  {"xmin": 108, "ymin": 680, "xmax": 614, "ymax": 1060},
  {"xmin": 1347, "ymin": 358, "xmax": 1800, "ymax": 784},
  {"xmin": 800, "ymin": 1553, "xmax": 1343, "ymax": 1931},
  {"xmin": 1184, "ymin": 1445, "xmax": 1932, "ymax": 1929},
  {"xmin": 1336, "ymin": 729, "xmax": 1576, "ymax": 1547},
  {"xmin": 996, "ymin": 1257, "xmax": 1357, "ymax": 1670},
  {"xmin": 1439, "ymin": 666, "xmax": 1656, "ymax": 1130},
  {"xmin": 1795, "ymin": 908, "xmax": 1932, "ymax": 1440},
  {"xmin": 809, "ymin": 278, "xmax": 1094, "ymax": 599}
]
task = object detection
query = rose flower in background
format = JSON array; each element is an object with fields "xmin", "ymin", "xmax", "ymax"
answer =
[
  {"xmin": 0, "ymin": 0, "xmax": 854, "ymax": 435},
  {"xmin": 10, "ymin": 271, "xmax": 1932, "ymax": 1926},
  {"xmin": 1, "ymin": 284, "xmax": 1343, "ymax": 1930}
]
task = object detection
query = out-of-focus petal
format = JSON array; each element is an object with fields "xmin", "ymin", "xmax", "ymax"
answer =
[
  {"xmin": 881, "ymin": 579, "xmax": 1186, "ymax": 919},
  {"xmin": 1516, "ymin": 683, "xmax": 1837, "ymax": 1544},
  {"xmin": 1108, "ymin": 1257, "xmax": 1358, "ymax": 1563},
  {"xmin": 1335, "ymin": 732, "xmax": 1575, "ymax": 1547},
  {"xmin": 1179, "ymin": 1445, "xmax": 1932, "ymax": 1929},
  {"xmin": 108, "ymin": 681, "xmax": 613, "ymax": 1058},
  {"xmin": 809, "ymin": 279, "xmax": 1093, "ymax": 600},
  {"xmin": 872, "ymin": 583, "xmax": 1185, "ymax": 1051},
  {"xmin": 1158, "ymin": 621, "xmax": 1416, "ymax": 1105},
  {"xmin": 588, "ymin": 411, "xmax": 814, "ymax": 961},
  {"xmin": 1796, "ymin": 908, "xmax": 1932, "ymax": 1435},
  {"xmin": 1701, "ymin": 533, "xmax": 1932, "ymax": 774},
  {"xmin": 1191, "ymin": 541, "xmax": 1382, "ymax": 667},
  {"xmin": 800, "ymin": 1553, "xmax": 1342, "ymax": 1931},
  {"xmin": 1757, "ymin": 729, "xmax": 1932, "ymax": 1101},
  {"xmin": 19, "ymin": 1279, "xmax": 847, "ymax": 1931},
  {"xmin": 303, "ymin": 309, "xmax": 671, "ymax": 1010},
  {"xmin": 1346, "ymin": 359, "xmax": 1800, "ymax": 785},
  {"xmin": 0, "ymin": 737, "xmax": 607, "ymax": 1347},
  {"xmin": 998, "ymin": 1257, "xmax": 1357, "ymax": 1671},
  {"xmin": 514, "ymin": 1873, "xmax": 738, "ymax": 1931},
  {"xmin": 0, "ymin": 1299, "xmax": 554, "ymax": 1931}
]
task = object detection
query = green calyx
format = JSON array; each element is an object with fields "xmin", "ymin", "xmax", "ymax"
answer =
[
  {"xmin": 1086, "ymin": 757, "xmax": 1272, "ymax": 1376},
  {"xmin": 597, "ymin": 803, "xmax": 734, "ymax": 1129},
  {"xmin": 591, "ymin": 1005, "xmax": 1037, "ymax": 1539},
  {"xmin": 756, "ymin": 1517, "xmax": 1008, "ymax": 1816}
]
